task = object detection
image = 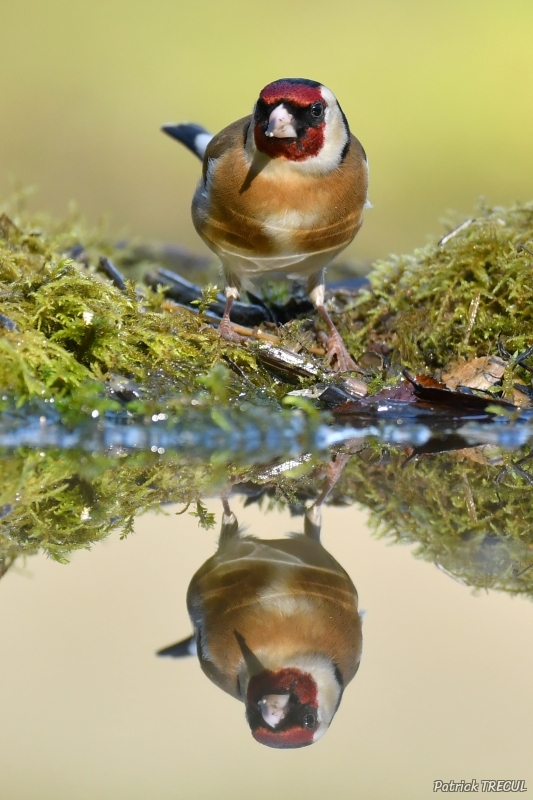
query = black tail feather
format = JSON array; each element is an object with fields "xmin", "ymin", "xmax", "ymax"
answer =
[
  {"xmin": 161, "ymin": 123, "xmax": 212, "ymax": 159},
  {"xmin": 157, "ymin": 635, "xmax": 197, "ymax": 658}
]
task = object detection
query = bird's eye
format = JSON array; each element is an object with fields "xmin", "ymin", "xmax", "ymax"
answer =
[
  {"xmin": 303, "ymin": 713, "xmax": 317, "ymax": 729},
  {"xmin": 310, "ymin": 102, "xmax": 324, "ymax": 118}
]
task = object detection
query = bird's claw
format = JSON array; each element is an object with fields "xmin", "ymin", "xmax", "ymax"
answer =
[
  {"xmin": 218, "ymin": 316, "xmax": 246, "ymax": 344},
  {"xmin": 326, "ymin": 330, "xmax": 359, "ymax": 372}
]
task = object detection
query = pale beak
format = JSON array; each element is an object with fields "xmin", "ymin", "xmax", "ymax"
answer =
[
  {"xmin": 258, "ymin": 694, "xmax": 291, "ymax": 727},
  {"xmin": 265, "ymin": 104, "xmax": 297, "ymax": 138}
]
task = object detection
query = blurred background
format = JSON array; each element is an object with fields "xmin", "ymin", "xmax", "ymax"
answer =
[{"xmin": 1, "ymin": 0, "xmax": 532, "ymax": 267}]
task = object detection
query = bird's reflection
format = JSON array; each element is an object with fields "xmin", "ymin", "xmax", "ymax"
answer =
[{"xmin": 158, "ymin": 456, "xmax": 363, "ymax": 748}]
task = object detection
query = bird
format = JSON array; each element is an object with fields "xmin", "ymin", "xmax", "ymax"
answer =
[
  {"xmin": 162, "ymin": 78, "xmax": 369, "ymax": 372},
  {"xmin": 157, "ymin": 456, "xmax": 363, "ymax": 748}
]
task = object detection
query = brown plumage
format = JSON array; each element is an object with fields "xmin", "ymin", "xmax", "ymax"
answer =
[
  {"xmin": 163, "ymin": 78, "xmax": 369, "ymax": 371},
  {"xmin": 194, "ymin": 117, "xmax": 367, "ymax": 268}
]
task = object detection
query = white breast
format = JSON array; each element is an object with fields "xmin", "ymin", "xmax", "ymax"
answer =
[{"xmin": 262, "ymin": 208, "xmax": 321, "ymax": 249}]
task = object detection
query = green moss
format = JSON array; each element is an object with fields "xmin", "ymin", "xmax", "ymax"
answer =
[
  {"xmin": 3, "ymin": 199, "xmax": 533, "ymax": 414},
  {"xmin": 342, "ymin": 202, "xmax": 533, "ymax": 379},
  {"xmin": 0, "ymin": 205, "xmax": 316, "ymax": 415}
]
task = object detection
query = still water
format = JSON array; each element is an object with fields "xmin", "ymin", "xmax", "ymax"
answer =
[{"xmin": 1, "ymin": 443, "xmax": 532, "ymax": 799}]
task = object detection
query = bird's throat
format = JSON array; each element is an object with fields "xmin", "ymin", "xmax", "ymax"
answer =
[{"xmin": 254, "ymin": 122, "xmax": 324, "ymax": 161}]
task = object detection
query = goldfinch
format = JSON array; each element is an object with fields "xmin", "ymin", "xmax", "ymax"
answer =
[{"xmin": 162, "ymin": 78, "xmax": 369, "ymax": 371}]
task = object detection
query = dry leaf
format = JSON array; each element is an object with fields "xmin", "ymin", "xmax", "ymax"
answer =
[{"xmin": 442, "ymin": 356, "xmax": 505, "ymax": 391}]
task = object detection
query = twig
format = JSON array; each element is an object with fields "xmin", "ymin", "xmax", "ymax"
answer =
[
  {"xmin": 463, "ymin": 292, "xmax": 480, "ymax": 347},
  {"xmin": 98, "ymin": 257, "xmax": 127, "ymax": 291},
  {"xmin": 439, "ymin": 218, "xmax": 475, "ymax": 247},
  {"xmin": 162, "ymin": 298, "xmax": 326, "ymax": 354}
]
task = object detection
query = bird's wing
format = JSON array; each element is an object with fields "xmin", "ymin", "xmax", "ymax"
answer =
[{"xmin": 201, "ymin": 116, "xmax": 252, "ymax": 181}]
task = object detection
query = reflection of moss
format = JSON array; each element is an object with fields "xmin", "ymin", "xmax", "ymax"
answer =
[
  {"xmin": 0, "ymin": 449, "xmax": 222, "ymax": 564},
  {"xmin": 231, "ymin": 446, "xmax": 533, "ymax": 599},
  {"xmin": 2, "ymin": 441, "xmax": 533, "ymax": 600},
  {"xmin": 318, "ymin": 447, "xmax": 533, "ymax": 598},
  {"xmin": 0, "ymin": 397, "xmax": 322, "ymax": 565}
]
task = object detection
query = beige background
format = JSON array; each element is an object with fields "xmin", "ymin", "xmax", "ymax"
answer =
[
  {"xmin": 1, "ymin": 498, "xmax": 532, "ymax": 799},
  {"xmin": 1, "ymin": 0, "xmax": 532, "ymax": 265}
]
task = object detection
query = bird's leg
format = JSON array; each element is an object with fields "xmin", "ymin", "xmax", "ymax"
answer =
[
  {"xmin": 317, "ymin": 304, "xmax": 359, "ymax": 372},
  {"xmin": 219, "ymin": 489, "xmax": 241, "ymax": 543},
  {"xmin": 308, "ymin": 273, "xmax": 359, "ymax": 372},
  {"xmin": 218, "ymin": 287, "xmax": 246, "ymax": 344},
  {"xmin": 304, "ymin": 453, "xmax": 351, "ymax": 540},
  {"xmin": 218, "ymin": 294, "xmax": 246, "ymax": 343}
]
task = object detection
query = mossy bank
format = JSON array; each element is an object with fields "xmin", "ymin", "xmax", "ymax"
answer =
[{"xmin": 1, "ymin": 199, "xmax": 533, "ymax": 418}]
